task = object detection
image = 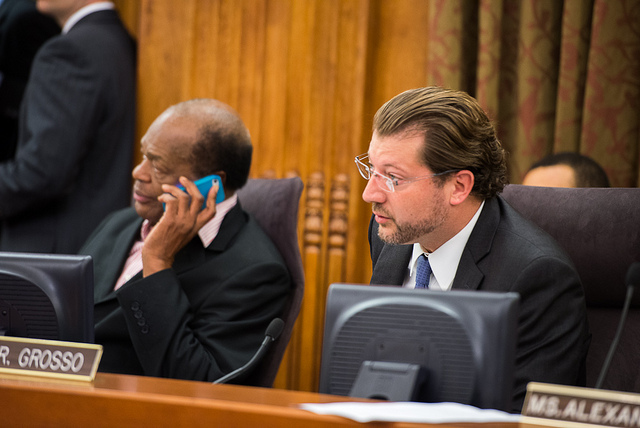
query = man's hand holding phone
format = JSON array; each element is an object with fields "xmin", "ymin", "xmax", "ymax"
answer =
[
  {"xmin": 142, "ymin": 176, "xmax": 222, "ymax": 277},
  {"xmin": 176, "ymin": 175, "xmax": 225, "ymax": 209}
]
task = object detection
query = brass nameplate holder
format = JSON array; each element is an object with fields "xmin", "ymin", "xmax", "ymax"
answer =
[
  {"xmin": 522, "ymin": 382, "xmax": 640, "ymax": 428},
  {"xmin": 0, "ymin": 336, "xmax": 102, "ymax": 382}
]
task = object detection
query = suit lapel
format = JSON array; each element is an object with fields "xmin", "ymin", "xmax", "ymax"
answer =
[
  {"xmin": 166, "ymin": 202, "xmax": 248, "ymax": 274},
  {"xmin": 371, "ymin": 244, "xmax": 412, "ymax": 285},
  {"xmin": 95, "ymin": 202, "xmax": 247, "ymax": 304},
  {"xmin": 451, "ymin": 197, "xmax": 501, "ymax": 291}
]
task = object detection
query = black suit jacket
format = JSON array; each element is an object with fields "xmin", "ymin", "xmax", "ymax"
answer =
[
  {"xmin": 0, "ymin": 0, "xmax": 59, "ymax": 161},
  {"xmin": 0, "ymin": 9, "xmax": 135, "ymax": 253},
  {"xmin": 80, "ymin": 204, "xmax": 291, "ymax": 383},
  {"xmin": 369, "ymin": 196, "xmax": 590, "ymax": 412}
]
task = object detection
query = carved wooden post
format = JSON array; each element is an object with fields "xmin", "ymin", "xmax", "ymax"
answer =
[
  {"xmin": 296, "ymin": 171, "xmax": 325, "ymax": 391},
  {"xmin": 328, "ymin": 173, "xmax": 349, "ymax": 285},
  {"xmin": 272, "ymin": 170, "xmax": 302, "ymax": 390}
]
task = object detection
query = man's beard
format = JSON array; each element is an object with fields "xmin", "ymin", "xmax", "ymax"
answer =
[{"xmin": 374, "ymin": 202, "xmax": 447, "ymax": 245}]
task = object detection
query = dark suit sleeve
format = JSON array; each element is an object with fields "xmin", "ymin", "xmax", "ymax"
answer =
[
  {"xmin": 113, "ymin": 257, "xmax": 290, "ymax": 381},
  {"xmin": 509, "ymin": 255, "xmax": 589, "ymax": 411},
  {"xmin": 0, "ymin": 36, "xmax": 101, "ymax": 217},
  {"xmin": 0, "ymin": 8, "xmax": 59, "ymax": 114}
]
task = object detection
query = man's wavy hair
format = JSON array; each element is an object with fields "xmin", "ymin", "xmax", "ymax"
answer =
[{"xmin": 373, "ymin": 87, "xmax": 508, "ymax": 199}]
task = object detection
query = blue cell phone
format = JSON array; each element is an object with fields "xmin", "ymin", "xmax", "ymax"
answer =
[{"xmin": 164, "ymin": 174, "xmax": 225, "ymax": 211}]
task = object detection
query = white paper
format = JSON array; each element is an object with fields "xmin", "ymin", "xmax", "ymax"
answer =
[{"xmin": 299, "ymin": 401, "xmax": 521, "ymax": 424}]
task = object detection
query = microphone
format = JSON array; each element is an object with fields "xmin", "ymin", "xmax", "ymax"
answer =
[
  {"xmin": 595, "ymin": 262, "xmax": 640, "ymax": 389},
  {"xmin": 213, "ymin": 318, "xmax": 285, "ymax": 384}
]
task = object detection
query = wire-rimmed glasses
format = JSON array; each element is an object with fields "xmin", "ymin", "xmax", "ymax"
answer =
[{"xmin": 354, "ymin": 153, "xmax": 458, "ymax": 192}]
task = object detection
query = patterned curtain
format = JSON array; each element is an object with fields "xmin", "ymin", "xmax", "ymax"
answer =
[{"xmin": 426, "ymin": 0, "xmax": 640, "ymax": 187}]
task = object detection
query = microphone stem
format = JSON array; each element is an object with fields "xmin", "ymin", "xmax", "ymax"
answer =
[
  {"xmin": 213, "ymin": 336, "xmax": 272, "ymax": 384},
  {"xmin": 595, "ymin": 285, "xmax": 634, "ymax": 389}
]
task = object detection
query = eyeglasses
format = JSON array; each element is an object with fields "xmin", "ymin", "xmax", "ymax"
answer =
[{"xmin": 354, "ymin": 153, "xmax": 459, "ymax": 192}]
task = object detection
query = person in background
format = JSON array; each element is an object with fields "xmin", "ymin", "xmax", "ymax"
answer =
[
  {"xmin": 522, "ymin": 152, "xmax": 610, "ymax": 188},
  {"xmin": 0, "ymin": 0, "xmax": 59, "ymax": 162},
  {"xmin": 357, "ymin": 86, "xmax": 589, "ymax": 412},
  {"xmin": 0, "ymin": 0, "xmax": 136, "ymax": 253},
  {"xmin": 82, "ymin": 98, "xmax": 291, "ymax": 383}
]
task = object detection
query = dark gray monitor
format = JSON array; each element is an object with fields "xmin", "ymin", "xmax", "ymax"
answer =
[
  {"xmin": 0, "ymin": 252, "xmax": 94, "ymax": 343},
  {"xmin": 319, "ymin": 283, "xmax": 519, "ymax": 411}
]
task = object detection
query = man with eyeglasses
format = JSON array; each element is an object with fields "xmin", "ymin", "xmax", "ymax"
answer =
[{"xmin": 357, "ymin": 86, "xmax": 589, "ymax": 412}]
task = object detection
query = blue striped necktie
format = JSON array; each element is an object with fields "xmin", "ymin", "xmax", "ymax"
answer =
[{"xmin": 415, "ymin": 254, "xmax": 432, "ymax": 289}]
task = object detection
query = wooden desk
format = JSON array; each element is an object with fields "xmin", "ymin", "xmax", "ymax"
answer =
[{"xmin": 0, "ymin": 372, "xmax": 537, "ymax": 427}]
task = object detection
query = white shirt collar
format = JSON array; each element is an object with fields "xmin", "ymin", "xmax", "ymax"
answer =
[
  {"xmin": 406, "ymin": 200, "xmax": 485, "ymax": 290},
  {"xmin": 197, "ymin": 193, "xmax": 238, "ymax": 247},
  {"xmin": 62, "ymin": 2, "xmax": 115, "ymax": 34}
]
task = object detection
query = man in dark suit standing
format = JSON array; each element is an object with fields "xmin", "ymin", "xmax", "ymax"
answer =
[
  {"xmin": 357, "ymin": 86, "xmax": 590, "ymax": 412},
  {"xmin": 0, "ymin": 0, "xmax": 135, "ymax": 254},
  {"xmin": 0, "ymin": 0, "xmax": 59, "ymax": 162},
  {"xmin": 81, "ymin": 98, "xmax": 291, "ymax": 383}
]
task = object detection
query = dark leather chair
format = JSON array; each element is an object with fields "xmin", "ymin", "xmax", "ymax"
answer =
[
  {"xmin": 501, "ymin": 184, "xmax": 640, "ymax": 392},
  {"xmin": 237, "ymin": 177, "xmax": 305, "ymax": 387}
]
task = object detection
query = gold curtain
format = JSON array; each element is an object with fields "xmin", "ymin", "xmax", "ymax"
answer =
[{"xmin": 426, "ymin": 0, "xmax": 640, "ymax": 187}]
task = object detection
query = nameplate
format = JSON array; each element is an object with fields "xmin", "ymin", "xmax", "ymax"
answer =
[
  {"xmin": 522, "ymin": 382, "xmax": 640, "ymax": 428},
  {"xmin": 0, "ymin": 336, "xmax": 102, "ymax": 382}
]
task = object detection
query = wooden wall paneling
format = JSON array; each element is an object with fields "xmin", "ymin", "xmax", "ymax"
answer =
[
  {"xmin": 272, "ymin": 0, "xmax": 316, "ymax": 392},
  {"xmin": 187, "ymin": 1, "xmax": 263, "ymax": 112},
  {"xmin": 286, "ymin": 0, "xmax": 322, "ymax": 390},
  {"xmin": 367, "ymin": 0, "xmax": 430, "ymax": 110},
  {"xmin": 299, "ymin": 0, "xmax": 340, "ymax": 393},
  {"xmin": 113, "ymin": 0, "xmax": 141, "ymax": 39},
  {"xmin": 299, "ymin": 171, "xmax": 325, "ymax": 392},
  {"xmin": 328, "ymin": 174, "xmax": 350, "ymax": 286},
  {"xmin": 264, "ymin": 0, "xmax": 318, "ymax": 390},
  {"xmin": 315, "ymin": 0, "xmax": 373, "ymax": 393},
  {"xmin": 267, "ymin": 1, "xmax": 304, "ymax": 389},
  {"xmin": 208, "ymin": 0, "xmax": 243, "ymax": 107},
  {"xmin": 259, "ymin": 0, "xmax": 293, "ymax": 179},
  {"xmin": 234, "ymin": 0, "xmax": 268, "ymax": 157},
  {"xmin": 283, "ymin": 0, "xmax": 314, "ymax": 181},
  {"xmin": 137, "ymin": 0, "xmax": 199, "ymax": 162},
  {"xmin": 268, "ymin": 1, "xmax": 303, "ymax": 388},
  {"xmin": 186, "ymin": 1, "xmax": 277, "ymax": 179},
  {"xmin": 292, "ymin": 0, "xmax": 373, "ymax": 393},
  {"xmin": 332, "ymin": 0, "xmax": 372, "ymax": 286},
  {"xmin": 190, "ymin": 0, "xmax": 222, "ymax": 98}
]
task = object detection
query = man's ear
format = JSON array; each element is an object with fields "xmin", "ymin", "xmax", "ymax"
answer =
[
  {"xmin": 215, "ymin": 171, "xmax": 227, "ymax": 187},
  {"xmin": 449, "ymin": 170, "xmax": 474, "ymax": 206}
]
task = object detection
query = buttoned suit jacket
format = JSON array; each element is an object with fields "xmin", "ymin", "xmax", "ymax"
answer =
[
  {"xmin": 81, "ymin": 204, "xmax": 291, "ymax": 384},
  {"xmin": 0, "ymin": 9, "xmax": 135, "ymax": 253},
  {"xmin": 369, "ymin": 196, "xmax": 590, "ymax": 412}
]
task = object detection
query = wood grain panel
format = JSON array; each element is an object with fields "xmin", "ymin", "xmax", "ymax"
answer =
[
  {"xmin": 1, "ymin": 372, "xmax": 530, "ymax": 428},
  {"xmin": 113, "ymin": 0, "xmax": 140, "ymax": 39},
  {"xmin": 136, "ymin": 0, "xmax": 198, "ymax": 152}
]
